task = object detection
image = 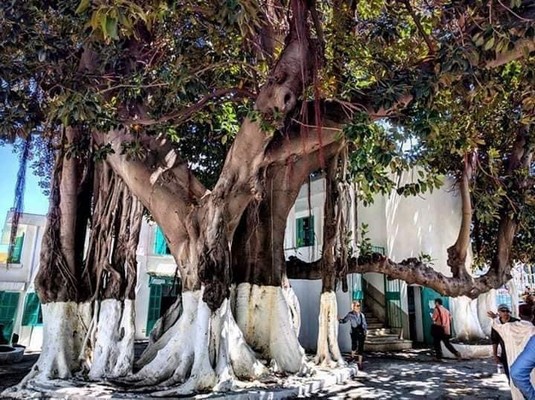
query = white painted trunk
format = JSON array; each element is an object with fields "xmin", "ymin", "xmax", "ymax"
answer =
[
  {"xmin": 283, "ymin": 285, "xmax": 301, "ymax": 336},
  {"xmin": 234, "ymin": 283, "xmax": 307, "ymax": 373},
  {"xmin": 476, "ymin": 290, "xmax": 497, "ymax": 336},
  {"xmin": 88, "ymin": 299, "xmax": 135, "ymax": 379},
  {"xmin": 131, "ymin": 288, "xmax": 266, "ymax": 396},
  {"xmin": 19, "ymin": 302, "xmax": 91, "ymax": 385},
  {"xmin": 450, "ymin": 296, "xmax": 485, "ymax": 341},
  {"xmin": 492, "ymin": 320, "xmax": 535, "ymax": 400},
  {"xmin": 315, "ymin": 291, "xmax": 344, "ymax": 367}
]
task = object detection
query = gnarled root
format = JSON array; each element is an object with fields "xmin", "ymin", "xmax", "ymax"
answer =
[
  {"xmin": 2, "ymin": 302, "xmax": 91, "ymax": 398},
  {"xmin": 234, "ymin": 283, "xmax": 308, "ymax": 374},
  {"xmin": 124, "ymin": 289, "xmax": 266, "ymax": 396}
]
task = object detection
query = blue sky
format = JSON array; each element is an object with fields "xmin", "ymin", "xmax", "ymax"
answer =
[{"xmin": 0, "ymin": 145, "xmax": 49, "ymax": 229}]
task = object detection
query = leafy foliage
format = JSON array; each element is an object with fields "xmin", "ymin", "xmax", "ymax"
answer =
[{"xmin": 1, "ymin": 0, "xmax": 534, "ymax": 267}]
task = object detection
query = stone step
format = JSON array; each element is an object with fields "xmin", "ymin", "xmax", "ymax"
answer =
[
  {"xmin": 364, "ymin": 339, "xmax": 413, "ymax": 352},
  {"xmin": 366, "ymin": 317, "xmax": 381, "ymax": 323},
  {"xmin": 367, "ymin": 329, "xmax": 397, "ymax": 338},
  {"xmin": 366, "ymin": 333, "xmax": 401, "ymax": 341},
  {"xmin": 367, "ymin": 323, "xmax": 384, "ymax": 330}
]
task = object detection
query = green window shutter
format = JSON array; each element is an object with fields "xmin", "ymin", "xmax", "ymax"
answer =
[
  {"xmin": 22, "ymin": 292, "xmax": 42, "ymax": 326},
  {"xmin": 0, "ymin": 291, "xmax": 20, "ymax": 341},
  {"xmin": 146, "ymin": 284, "xmax": 162, "ymax": 334},
  {"xmin": 8, "ymin": 234, "xmax": 24, "ymax": 263},
  {"xmin": 296, "ymin": 216, "xmax": 314, "ymax": 248},
  {"xmin": 154, "ymin": 227, "xmax": 170, "ymax": 255}
]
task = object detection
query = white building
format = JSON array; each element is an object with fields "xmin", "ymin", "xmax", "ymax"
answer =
[{"xmin": 0, "ymin": 212, "xmax": 46, "ymax": 350}]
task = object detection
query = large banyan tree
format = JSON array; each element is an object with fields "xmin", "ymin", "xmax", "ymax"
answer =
[{"xmin": 1, "ymin": 0, "xmax": 534, "ymax": 396}]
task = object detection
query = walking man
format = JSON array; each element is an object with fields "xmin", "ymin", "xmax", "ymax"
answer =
[{"xmin": 431, "ymin": 298, "xmax": 462, "ymax": 360}]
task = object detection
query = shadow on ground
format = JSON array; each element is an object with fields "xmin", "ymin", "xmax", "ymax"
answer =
[
  {"xmin": 0, "ymin": 347, "xmax": 513, "ymax": 399},
  {"xmin": 314, "ymin": 349, "xmax": 512, "ymax": 399}
]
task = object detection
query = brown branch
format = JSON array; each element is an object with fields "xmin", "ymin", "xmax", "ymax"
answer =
[
  {"xmin": 122, "ymin": 88, "xmax": 256, "ymax": 126},
  {"xmin": 286, "ymin": 253, "xmax": 511, "ymax": 299},
  {"xmin": 447, "ymin": 152, "xmax": 475, "ymax": 279},
  {"xmin": 93, "ymin": 129, "xmax": 205, "ymax": 245},
  {"xmin": 400, "ymin": 0, "xmax": 436, "ymax": 55}
]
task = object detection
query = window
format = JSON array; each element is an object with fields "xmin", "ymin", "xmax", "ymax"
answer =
[
  {"xmin": 153, "ymin": 226, "xmax": 171, "ymax": 255},
  {"xmin": 296, "ymin": 216, "xmax": 314, "ymax": 247},
  {"xmin": 22, "ymin": 292, "xmax": 42, "ymax": 326},
  {"xmin": 8, "ymin": 234, "xmax": 24, "ymax": 263},
  {"xmin": 0, "ymin": 228, "xmax": 25, "ymax": 264},
  {"xmin": 0, "ymin": 291, "xmax": 20, "ymax": 341}
]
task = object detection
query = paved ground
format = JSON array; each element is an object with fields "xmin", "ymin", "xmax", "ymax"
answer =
[
  {"xmin": 315, "ymin": 350, "xmax": 512, "ymax": 399},
  {"xmin": 0, "ymin": 347, "xmax": 512, "ymax": 399}
]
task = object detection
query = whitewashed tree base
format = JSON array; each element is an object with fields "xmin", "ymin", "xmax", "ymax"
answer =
[
  {"xmin": 234, "ymin": 283, "xmax": 307, "ymax": 374},
  {"xmin": 126, "ymin": 289, "xmax": 266, "ymax": 395},
  {"xmin": 5, "ymin": 302, "xmax": 91, "ymax": 397},
  {"xmin": 315, "ymin": 291, "xmax": 345, "ymax": 367},
  {"xmin": 87, "ymin": 299, "xmax": 135, "ymax": 380}
]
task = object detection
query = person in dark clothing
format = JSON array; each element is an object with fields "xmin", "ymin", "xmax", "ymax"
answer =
[
  {"xmin": 431, "ymin": 298, "xmax": 462, "ymax": 360},
  {"xmin": 339, "ymin": 301, "xmax": 367, "ymax": 368},
  {"xmin": 488, "ymin": 303, "xmax": 520, "ymax": 381}
]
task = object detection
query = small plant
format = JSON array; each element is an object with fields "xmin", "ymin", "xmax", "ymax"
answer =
[
  {"xmin": 357, "ymin": 223, "xmax": 372, "ymax": 257},
  {"xmin": 417, "ymin": 251, "xmax": 435, "ymax": 265}
]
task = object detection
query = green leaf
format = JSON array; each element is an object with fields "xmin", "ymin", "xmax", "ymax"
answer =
[
  {"xmin": 105, "ymin": 17, "xmax": 119, "ymax": 40},
  {"xmin": 75, "ymin": 0, "xmax": 91, "ymax": 14},
  {"xmin": 483, "ymin": 36, "xmax": 495, "ymax": 51}
]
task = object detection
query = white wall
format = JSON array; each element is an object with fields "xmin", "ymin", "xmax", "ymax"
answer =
[
  {"xmin": 290, "ymin": 278, "xmax": 352, "ymax": 352},
  {"xmin": 385, "ymin": 173, "xmax": 462, "ymax": 275}
]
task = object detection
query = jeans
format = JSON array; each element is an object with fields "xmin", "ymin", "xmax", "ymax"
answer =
[{"xmin": 510, "ymin": 335, "xmax": 535, "ymax": 400}]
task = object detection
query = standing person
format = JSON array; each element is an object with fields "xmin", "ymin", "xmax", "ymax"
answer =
[
  {"xmin": 339, "ymin": 300, "xmax": 367, "ymax": 369},
  {"xmin": 488, "ymin": 304, "xmax": 520, "ymax": 382},
  {"xmin": 491, "ymin": 319, "xmax": 535, "ymax": 400},
  {"xmin": 431, "ymin": 298, "xmax": 462, "ymax": 360}
]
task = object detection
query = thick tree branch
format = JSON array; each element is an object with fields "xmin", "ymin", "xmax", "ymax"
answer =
[
  {"xmin": 447, "ymin": 152, "xmax": 475, "ymax": 279},
  {"xmin": 286, "ymin": 253, "xmax": 509, "ymax": 299},
  {"xmin": 94, "ymin": 129, "xmax": 205, "ymax": 245}
]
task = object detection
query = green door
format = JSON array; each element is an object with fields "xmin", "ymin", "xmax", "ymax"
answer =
[
  {"xmin": 421, "ymin": 287, "xmax": 450, "ymax": 344},
  {"xmin": 385, "ymin": 277, "xmax": 402, "ymax": 330},
  {"xmin": 0, "ymin": 291, "xmax": 20, "ymax": 342},
  {"xmin": 146, "ymin": 284, "xmax": 162, "ymax": 335}
]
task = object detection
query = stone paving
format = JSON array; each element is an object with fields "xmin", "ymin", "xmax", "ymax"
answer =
[
  {"xmin": 0, "ymin": 347, "xmax": 513, "ymax": 399},
  {"xmin": 315, "ymin": 349, "xmax": 512, "ymax": 399}
]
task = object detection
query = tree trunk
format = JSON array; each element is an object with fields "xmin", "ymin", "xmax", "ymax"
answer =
[
  {"xmin": 23, "ymin": 127, "xmax": 93, "ymax": 384},
  {"xmin": 84, "ymin": 163, "xmax": 143, "ymax": 380}
]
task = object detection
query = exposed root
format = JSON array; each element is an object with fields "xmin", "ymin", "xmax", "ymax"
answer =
[
  {"xmin": 315, "ymin": 292, "xmax": 345, "ymax": 368},
  {"xmin": 11, "ymin": 302, "xmax": 91, "ymax": 391},
  {"xmin": 234, "ymin": 283, "xmax": 308, "ymax": 374},
  {"xmin": 127, "ymin": 289, "xmax": 266, "ymax": 396}
]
